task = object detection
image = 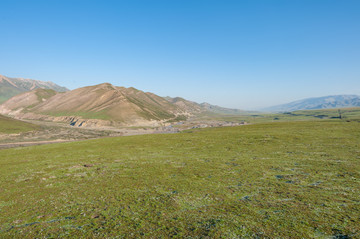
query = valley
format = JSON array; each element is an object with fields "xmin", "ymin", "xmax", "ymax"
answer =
[
  {"xmin": 1, "ymin": 76, "xmax": 359, "ymax": 238},
  {"xmin": 0, "ymin": 116, "xmax": 246, "ymax": 150},
  {"xmin": 1, "ymin": 105, "xmax": 360, "ymax": 150}
]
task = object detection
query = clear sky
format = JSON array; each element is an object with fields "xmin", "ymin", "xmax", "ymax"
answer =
[{"xmin": 1, "ymin": 0, "xmax": 359, "ymax": 109}]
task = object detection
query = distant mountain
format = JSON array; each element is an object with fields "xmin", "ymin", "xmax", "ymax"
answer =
[
  {"xmin": 163, "ymin": 97, "xmax": 203, "ymax": 114},
  {"xmin": 0, "ymin": 83, "xmax": 245, "ymax": 127},
  {"xmin": 0, "ymin": 74, "xmax": 68, "ymax": 103},
  {"xmin": 262, "ymin": 95, "xmax": 360, "ymax": 112},
  {"xmin": 199, "ymin": 102, "xmax": 245, "ymax": 115}
]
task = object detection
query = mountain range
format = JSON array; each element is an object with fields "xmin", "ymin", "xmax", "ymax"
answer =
[
  {"xmin": 0, "ymin": 74, "xmax": 68, "ymax": 103},
  {"xmin": 0, "ymin": 83, "xmax": 244, "ymax": 127},
  {"xmin": 262, "ymin": 95, "xmax": 360, "ymax": 112}
]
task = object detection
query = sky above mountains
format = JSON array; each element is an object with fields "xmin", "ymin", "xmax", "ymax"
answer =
[{"xmin": 1, "ymin": 0, "xmax": 359, "ymax": 109}]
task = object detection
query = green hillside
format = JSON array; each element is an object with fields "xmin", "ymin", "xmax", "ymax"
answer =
[
  {"xmin": 0, "ymin": 115, "xmax": 39, "ymax": 134},
  {"xmin": 0, "ymin": 121, "xmax": 359, "ymax": 238}
]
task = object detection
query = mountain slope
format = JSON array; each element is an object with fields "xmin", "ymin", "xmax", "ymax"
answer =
[
  {"xmin": 263, "ymin": 95, "xmax": 360, "ymax": 112},
  {"xmin": 0, "ymin": 74, "xmax": 68, "ymax": 103},
  {"xmin": 164, "ymin": 97, "xmax": 203, "ymax": 114}
]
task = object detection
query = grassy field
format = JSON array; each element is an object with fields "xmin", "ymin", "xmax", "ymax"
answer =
[
  {"xmin": 198, "ymin": 107, "xmax": 360, "ymax": 124},
  {"xmin": 0, "ymin": 120, "xmax": 359, "ymax": 238},
  {"xmin": 0, "ymin": 115, "xmax": 39, "ymax": 134}
]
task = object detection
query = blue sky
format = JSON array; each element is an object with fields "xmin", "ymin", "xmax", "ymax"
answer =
[{"xmin": 0, "ymin": 0, "xmax": 359, "ymax": 109}]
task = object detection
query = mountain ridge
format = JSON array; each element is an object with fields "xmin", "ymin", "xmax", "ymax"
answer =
[{"xmin": 0, "ymin": 74, "xmax": 69, "ymax": 103}]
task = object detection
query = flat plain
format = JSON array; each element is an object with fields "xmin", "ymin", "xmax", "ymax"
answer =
[{"xmin": 0, "ymin": 119, "xmax": 359, "ymax": 238}]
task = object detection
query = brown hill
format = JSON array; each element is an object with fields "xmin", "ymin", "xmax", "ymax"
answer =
[{"xmin": 0, "ymin": 83, "xmax": 200, "ymax": 127}]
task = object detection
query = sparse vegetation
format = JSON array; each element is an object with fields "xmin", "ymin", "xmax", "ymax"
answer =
[
  {"xmin": 34, "ymin": 89, "xmax": 58, "ymax": 102},
  {"xmin": 125, "ymin": 95, "xmax": 176, "ymax": 120},
  {"xmin": 0, "ymin": 121, "xmax": 359, "ymax": 238}
]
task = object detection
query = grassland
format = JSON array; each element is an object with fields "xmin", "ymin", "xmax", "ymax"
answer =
[
  {"xmin": 0, "ymin": 115, "xmax": 39, "ymax": 134},
  {"xmin": 0, "ymin": 120, "xmax": 359, "ymax": 238},
  {"xmin": 198, "ymin": 107, "xmax": 360, "ymax": 124}
]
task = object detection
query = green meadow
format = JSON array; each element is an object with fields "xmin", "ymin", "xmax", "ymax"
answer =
[{"xmin": 0, "ymin": 120, "xmax": 359, "ymax": 238}]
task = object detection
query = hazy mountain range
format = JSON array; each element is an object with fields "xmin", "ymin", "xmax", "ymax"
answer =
[
  {"xmin": 0, "ymin": 74, "xmax": 68, "ymax": 103},
  {"xmin": 262, "ymin": 95, "xmax": 360, "ymax": 112},
  {"xmin": 164, "ymin": 97, "xmax": 245, "ymax": 115}
]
